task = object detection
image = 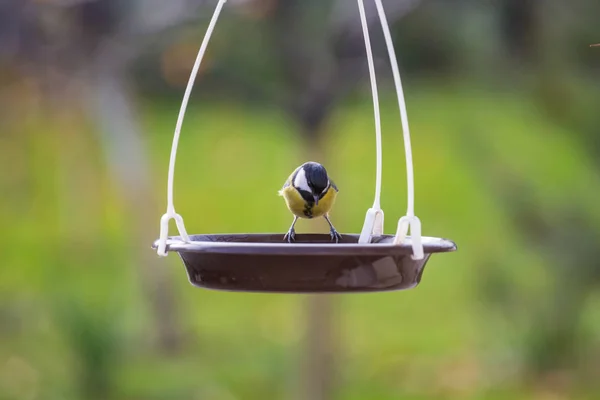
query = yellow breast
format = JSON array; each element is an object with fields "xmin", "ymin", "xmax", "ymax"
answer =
[{"xmin": 280, "ymin": 185, "xmax": 337, "ymax": 219}]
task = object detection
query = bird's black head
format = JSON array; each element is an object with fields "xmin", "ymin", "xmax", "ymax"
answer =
[
  {"xmin": 294, "ymin": 161, "xmax": 330, "ymax": 205},
  {"xmin": 303, "ymin": 162, "xmax": 329, "ymax": 194}
]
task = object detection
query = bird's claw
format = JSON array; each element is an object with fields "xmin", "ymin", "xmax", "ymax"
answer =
[
  {"xmin": 330, "ymin": 228, "xmax": 342, "ymax": 243},
  {"xmin": 283, "ymin": 228, "xmax": 296, "ymax": 243}
]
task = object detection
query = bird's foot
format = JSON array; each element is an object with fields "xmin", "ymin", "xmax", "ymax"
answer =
[
  {"xmin": 330, "ymin": 228, "xmax": 342, "ymax": 243},
  {"xmin": 283, "ymin": 228, "xmax": 296, "ymax": 243}
]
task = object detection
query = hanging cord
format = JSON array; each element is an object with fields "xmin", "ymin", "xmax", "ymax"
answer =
[
  {"xmin": 357, "ymin": 0, "xmax": 385, "ymax": 244},
  {"xmin": 373, "ymin": 0, "xmax": 423, "ymax": 259},
  {"xmin": 156, "ymin": 0, "xmax": 228, "ymax": 257}
]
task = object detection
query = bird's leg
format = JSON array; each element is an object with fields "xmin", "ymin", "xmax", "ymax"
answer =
[
  {"xmin": 283, "ymin": 216, "xmax": 298, "ymax": 243},
  {"xmin": 324, "ymin": 214, "xmax": 342, "ymax": 243}
]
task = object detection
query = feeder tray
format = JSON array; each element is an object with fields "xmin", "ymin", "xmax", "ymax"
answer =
[
  {"xmin": 153, "ymin": 0, "xmax": 457, "ymax": 294},
  {"xmin": 153, "ymin": 234, "xmax": 455, "ymax": 293}
]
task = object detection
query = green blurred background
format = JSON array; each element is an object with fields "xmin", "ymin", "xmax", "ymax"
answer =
[{"xmin": 2, "ymin": 0, "xmax": 600, "ymax": 399}]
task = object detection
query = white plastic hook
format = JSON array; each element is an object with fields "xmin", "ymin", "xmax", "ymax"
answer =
[
  {"xmin": 157, "ymin": 209, "xmax": 190, "ymax": 257},
  {"xmin": 394, "ymin": 215, "xmax": 423, "ymax": 260},
  {"xmin": 156, "ymin": 0, "xmax": 228, "ymax": 257}
]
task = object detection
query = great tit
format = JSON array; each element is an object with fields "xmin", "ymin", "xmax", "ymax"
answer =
[{"xmin": 278, "ymin": 161, "xmax": 342, "ymax": 243}]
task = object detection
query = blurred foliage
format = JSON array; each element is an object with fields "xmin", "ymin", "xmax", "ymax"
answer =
[{"xmin": 2, "ymin": 0, "xmax": 600, "ymax": 399}]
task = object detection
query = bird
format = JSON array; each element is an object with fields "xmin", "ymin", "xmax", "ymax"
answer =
[{"xmin": 278, "ymin": 161, "xmax": 342, "ymax": 243}]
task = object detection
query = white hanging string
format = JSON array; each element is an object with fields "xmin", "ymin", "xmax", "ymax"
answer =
[
  {"xmin": 357, "ymin": 0, "xmax": 385, "ymax": 244},
  {"xmin": 156, "ymin": 0, "xmax": 228, "ymax": 257},
  {"xmin": 357, "ymin": 0, "xmax": 383, "ymax": 210},
  {"xmin": 373, "ymin": 0, "xmax": 423, "ymax": 259}
]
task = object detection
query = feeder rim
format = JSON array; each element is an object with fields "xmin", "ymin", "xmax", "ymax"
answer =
[{"xmin": 152, "ymin": 234, "xmax": 457, "ymax": 256}]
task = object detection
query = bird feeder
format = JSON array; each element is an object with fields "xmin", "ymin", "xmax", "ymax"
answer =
[{"xmin": 152, "ymin": 0, "xmax": 457, "ymax": 293}]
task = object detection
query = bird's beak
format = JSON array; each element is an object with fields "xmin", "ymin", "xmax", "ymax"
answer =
[{"xmin": 313, "ymin": 194, "xmax": 319, "ymax": 206}]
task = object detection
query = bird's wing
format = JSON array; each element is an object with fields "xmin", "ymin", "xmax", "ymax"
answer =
[
  {"xmin": 330, "ymin": 179, "xmax": 339, "ymax": 192},
  {"xmin": 279, "ymin": 170, "xmax": 296, "ymax": 195},
  {"xmin": 280, "ymin": 166, "xmax": 302, "ymax": 193}
]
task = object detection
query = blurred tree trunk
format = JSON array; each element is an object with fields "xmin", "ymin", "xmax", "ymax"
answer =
[
  {"xmin": 298, "ymin": 140, "xmax": 339, "ymax": 400},
  {"xmin": 500, "ymin": 0, "xmax": 576, "ymax": 125},
  {"xmin": 70, "ymin": 0, "xmax": 216, "ymax": 354},
  {"xmin": 301, "ymin": 295, "xmax": 338, "ymax": 400},
  {"xmin": 83, "ymin": 44, "xmax": 185, "ymax": 353},
  {"xmin": 500, "ymin": 0, "xmax": 539, "ymax": 65}
]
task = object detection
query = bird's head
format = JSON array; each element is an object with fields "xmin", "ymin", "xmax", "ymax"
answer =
[{"xmin": 293, "ymin": 162, "xmax": 330, "ymax": 205}]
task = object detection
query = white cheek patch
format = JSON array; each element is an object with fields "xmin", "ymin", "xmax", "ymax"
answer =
[
  {"xmin": 294, "ymin": 168, "xmax": 311, "ymax": 192},
  {"xmin": 321, "ymin": 180, "xmax": 330, "ymax": 194}
]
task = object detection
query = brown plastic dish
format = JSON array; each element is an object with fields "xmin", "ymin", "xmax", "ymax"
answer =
[{"xmin": 152, "ymin": 233, "xmax": 457, "ymax": 293}]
